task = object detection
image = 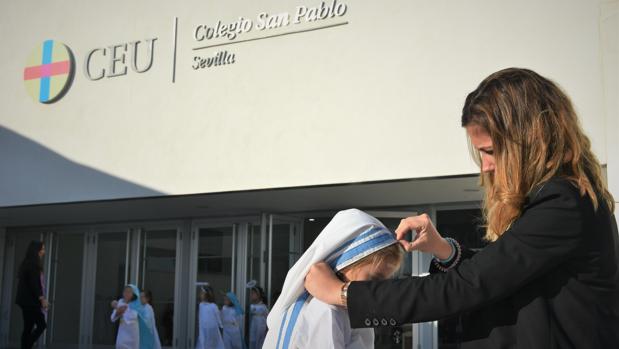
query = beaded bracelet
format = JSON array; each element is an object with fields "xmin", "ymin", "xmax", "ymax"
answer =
[{"xmin": 432, "ymin": 238, "xmax": 462, "ymax": 272}]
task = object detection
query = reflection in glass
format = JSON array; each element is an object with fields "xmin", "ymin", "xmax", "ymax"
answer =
[
  {"xmin": 437, "ymin": 209, "xmax": 485, "ymax": 349},
  {"xmin": 247, "ymin": 224, "xmax": 262, "ymax": 287},
  {"xmin": 140, "ymin": 229, "xmax": 177, "ymax": 347},
  {"xmin": 8, "ymin": 232, "xmax": 43, "ymax": 347},
  {"xmin": 269, "ymin": 223, "xmax": 294, "ymax": 306},
  {"xmin": 92, "ymin": 232, "xmax": 128, "ymax": 345},
  {"xmin": 195, "ymin": 226, "xmax": 233, "ymax": 346},
  {"xmin": 197, "ymin": 227, "xmax": 233, "ymax": 305},
  {"xmin": 47, "ymin": 233, "xmax": 84, "ymax": 349}
]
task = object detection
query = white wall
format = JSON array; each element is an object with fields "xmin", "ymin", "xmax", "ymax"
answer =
[
  {"xmin": 0, "ymin": 0, "xmax": 610, "ymax": 206},
  {"xmin": 601, "ymin": 0, "xmax": 619, "ymax": 215}
]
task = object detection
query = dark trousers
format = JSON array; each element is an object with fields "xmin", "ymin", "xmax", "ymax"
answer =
[{"xmin": 19, "ymin": 305, "xmax": 46, "ymax": 349}]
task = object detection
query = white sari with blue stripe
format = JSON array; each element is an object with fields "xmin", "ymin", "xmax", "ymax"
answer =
[{"xmin": 264, "ymin": 209, "xmax": 397, "ymax": 349}]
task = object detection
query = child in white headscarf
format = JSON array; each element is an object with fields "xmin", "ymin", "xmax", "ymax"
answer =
[
  {"xmin": 221, "ymin": 292, "xmax": 244, "ymax": 349},
  {"xmin": 196, "ymin": 285, "xmax": 224, "ymax": 349},
  {"xmin": 263, "ymin": 209, "xmax": 404, "ymax": 349},
  {"xmin": 111, "ymin": 284, "xmax": 156, "ymax": 349},
  {"xmin": 111, "ymin": 286, "xmax": 140, "ymax": 349},
  {"xmin": 248, "ymin": 285, "xmax": 268, "ymax": 349}
]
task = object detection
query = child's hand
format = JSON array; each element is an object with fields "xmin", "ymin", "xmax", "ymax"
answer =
[
  {"xmin": 116, "ymin": 305, "xmax": 127, "ymax": 315},
  {"xmin": 395, "ymin": 214, "xmax": 453, "ymax": 260},
  {"xmin": 110, "ymin": 300, "xmax": 118, "ymax": 309}
]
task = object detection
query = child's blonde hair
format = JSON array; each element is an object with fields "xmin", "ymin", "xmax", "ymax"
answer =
[{"xmin": 340, "ymin": 243, "xmax": 404, "ymax": 276}]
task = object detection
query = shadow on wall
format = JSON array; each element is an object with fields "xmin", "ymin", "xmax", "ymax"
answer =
[{"xmin": 0, "ymin": 125, "xmax": 164, "ymax": 207}]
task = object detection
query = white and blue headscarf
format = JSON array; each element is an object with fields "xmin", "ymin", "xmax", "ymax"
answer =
[
  {"xmin": 263, "ymin": 209, "xmax": 398, "ymax": 349},
  {"xmin": 126, "ymin": 284, "xmax": 156, "ymax": 349},
  {"xmin": 226, "ymin": 291, "xmax": 247, "ymax": 349},
  {"xmin": 226, "ymin": 291, "xmax": 244, "ymax": 316}
]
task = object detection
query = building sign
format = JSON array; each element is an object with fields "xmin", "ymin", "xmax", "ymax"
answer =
[
  {"xmin": 23, "ymin": 40, "xmax": 75, "ymax": 104},
  {"xmin": 84, "ymin": 39, "xmax": 157, "ymax": 80},
  {"xmin": 21, "ymin": 0, "xmax": 349, "ymax": 104},
  {"xmin": 22, "ymin": 38, "xmax": 157, "ymax": 104},
  {"xmin": 190, "ymin": 0, "xmax": 349, "ymax": 71}
]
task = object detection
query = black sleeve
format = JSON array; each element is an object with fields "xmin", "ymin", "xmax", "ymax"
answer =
[{"xmin": 347, "ymin": 180, "xmax": 586, "ymax": 327}]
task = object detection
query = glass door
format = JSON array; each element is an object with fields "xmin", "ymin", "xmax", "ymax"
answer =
[
  {"xmin": 266, "ymin": 215, "xmax": 303, "ymax": 307},
  {"xmin": 89, "ymin": 229, "xmax": 130, "ymax": 348},
  {"xmin": 45, "ymin": 231, "xmax": 86, "ymax": 349},
  {"xmin": 246, "ymin": 223, "xmax": 262, "ymax": 289},
  {"xmin": 188, "ymin": 223, "xmax": 235, "ymax": 348},
  {"xmin": 138, "ymin": 227, "xmax": 180, "ymax": 348},
  {"xmin": 0, "ymin": 231, "xmax": 44, "ymax": 348}
]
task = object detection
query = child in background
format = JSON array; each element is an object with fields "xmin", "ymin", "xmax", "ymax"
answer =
[
  {"xmin": 111, "ymin": 284, "xmax": 157, "ymax": 349},
  {"xmin": 111, "ymin": 286, "xmax": 139, "ymax": 349},
  {"xmin": 248, "ymin": 285, "xmax": 268, "ymax": 349},
  {"xmin": 263, "ymin": 209, "xmax": 404, "ymax": 349},
  {"xmin": 196, "ymin": 285, "xmax": 224, "ymax": 349},
  {"xmin": 221, "ymin": 292, "xmax": 244, "ymax": 349},
  {"xmin": 140, "ymin": 290, "xmax": 162, "ymax": 349}
]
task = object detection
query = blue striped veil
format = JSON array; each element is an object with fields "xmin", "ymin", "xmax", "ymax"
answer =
[{"xmin": 263, "ymin": 209, "xmax": 398, "ymax": 349}]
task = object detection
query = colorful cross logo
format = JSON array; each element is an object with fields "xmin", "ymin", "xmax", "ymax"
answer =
[{"xmin": 23, "ymin": 40, "xmax": 75, "ymax": 104}]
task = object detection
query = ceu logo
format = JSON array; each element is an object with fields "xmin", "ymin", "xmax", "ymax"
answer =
[{"xmin": 23, "ymin": 39, "xmax": 75, "ymax": 104}]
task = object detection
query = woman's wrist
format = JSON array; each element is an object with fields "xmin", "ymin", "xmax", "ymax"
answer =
[
  {"xmin": 434, "ymin": 238, "xmax": 454, "ymax": 261},
  {"xmin": 340, "ymin": 281, "xmax": 351, "ymax": 308},
  {"xmin": 432, "ymin": 238, "xmax": 462, "ymax": 272}
]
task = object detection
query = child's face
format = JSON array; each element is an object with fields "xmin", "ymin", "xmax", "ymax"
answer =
[
  {"xmin": 223, "ymin": 296, "xmax": 231, "ymax": 306},
  {"xmin": 250, "ymin": 290, "xmax": 260, "ymax": 303},
  {"xmin": 123, "ymin": 287, "xmax": 133, "ymax": 302},
  {"xmin": 342, "ymin": 261, "xmax": 399, "ymax": 282},
  {"xmin": 140, "ymin": 292, "xmax": 147, "ymax": 305}
]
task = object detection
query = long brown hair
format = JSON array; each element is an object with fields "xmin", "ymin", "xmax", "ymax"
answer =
[{"xmin": 461, "ymin": 68, "xmax": 614, "ymax": 241}]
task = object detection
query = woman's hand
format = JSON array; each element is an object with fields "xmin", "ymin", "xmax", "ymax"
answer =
[
  {"xmin": 304, "ymin": 262, "xmax": 344, "ymax": 306},
  {"xmin": 396, "ymin": 213, "xmax": 452, "ymax": 260}
]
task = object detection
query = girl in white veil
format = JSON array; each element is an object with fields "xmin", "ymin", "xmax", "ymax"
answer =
[{"xmin": 263, "ymin": 209, "xmax": 404, "ymax": 349}]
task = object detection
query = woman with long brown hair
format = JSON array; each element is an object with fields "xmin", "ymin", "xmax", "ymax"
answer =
[
  {"xmin": 304, "ymin": 68, "xmax": 619, "ymax": 348},
  {"xmin": 15, "ymin": 240, "xmax": 48, "ymax": 349}
]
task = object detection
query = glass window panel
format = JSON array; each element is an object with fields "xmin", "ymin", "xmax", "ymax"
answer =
[
  {"xmin": 197, "ymin": 226, "xmax": 233, "ymax": 305},
  {"xmin": 194, "ymin": 226, "xmax": 233, "ymax": 346},
  {"xmin": 436, "ymin": 209, "xmax": 484, "ymax": 349},
  {"xmin": 140, "ymin": 229, "xmax": 177, "ymax": 347},
  {"xmin": 47, "ymin": 233, "xmax": 84, "ymax": 349},
  {"xmin": 92, "ymin": 231, "xmax": 128, "ymax": 345},
  {"xmin": 8, "ymin": 232, "xmax": 43, "ymax": 347},
  {"xmin": 269, "ymin": 223, "xmax": 292, "ymax": 305},
  {"xmin": 247, "ymin": 224, "xmax": 262, "ymax": 286}
]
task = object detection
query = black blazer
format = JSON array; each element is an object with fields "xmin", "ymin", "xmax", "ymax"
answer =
[
  {"xmin": 15, "ymin": 265, "xmax": 44, "ymax": 307},
  {"xmin": 347, "ymin": 177, "xmax": 619, "ymax": 348}
]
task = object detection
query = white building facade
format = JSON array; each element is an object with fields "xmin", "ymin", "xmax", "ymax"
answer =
[{"xmin": 0, "ymin": 0, "xmax": 617, "ymax": 348}]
